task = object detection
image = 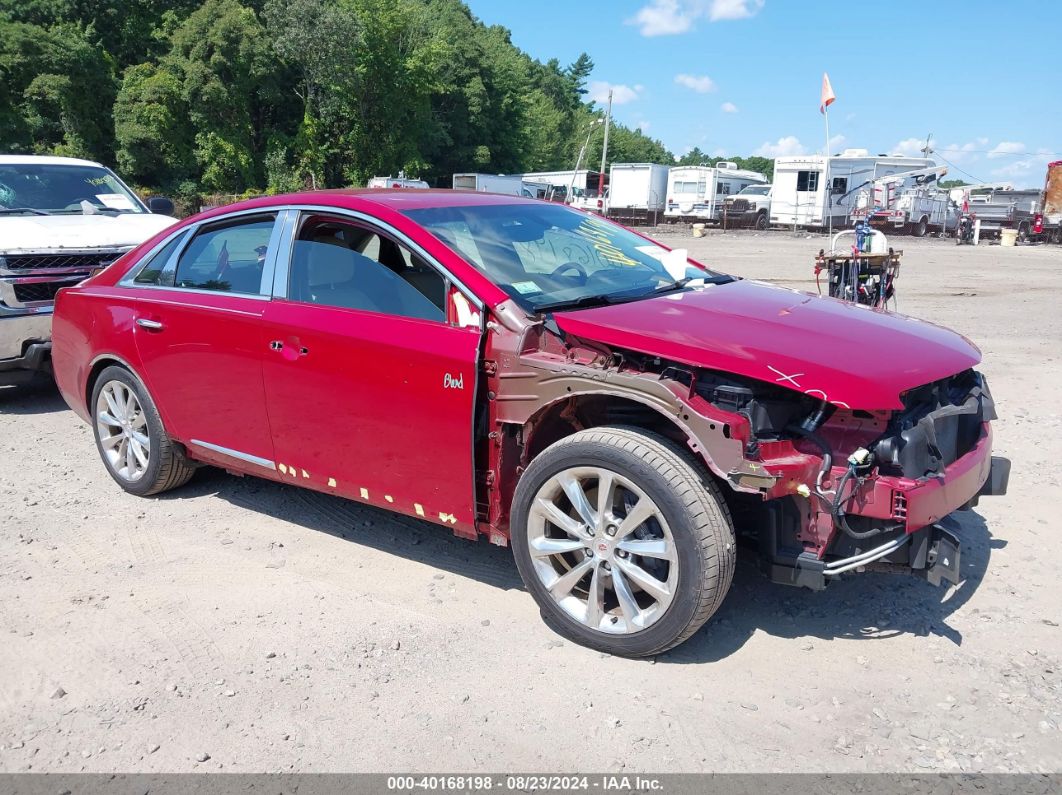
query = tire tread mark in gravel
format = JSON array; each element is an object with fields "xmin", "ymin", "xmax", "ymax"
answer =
[{"xmin": 133, "ymin": 599, "xmax": 223, "ymax": 678}]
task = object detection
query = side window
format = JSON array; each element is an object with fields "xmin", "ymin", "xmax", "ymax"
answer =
[
  {"xmin": 287, "ymin": 216, "xmax": 445, "ymax": 322},
  {"xmin": 797, "ymin": 171, "xmax": 821, "ymax": 192},
  {"xmin": 172, "ymin": 215, "xmax": 276, "ymax": 294},
  {"xmin": 832, "ymin": 176, "xmax": 848, "ymax": 194},
  {"xmin": 133, "ymin": 232, "xmax": 186, "ymax": 286}
]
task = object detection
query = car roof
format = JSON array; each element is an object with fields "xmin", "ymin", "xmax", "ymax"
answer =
[
  {"xmin": 197, "ymin": 188, "xmax": 540, "ymax": 219},
  {"xmin": 0, "ymin": 154, "xmax": 104, "ymax": 168}
]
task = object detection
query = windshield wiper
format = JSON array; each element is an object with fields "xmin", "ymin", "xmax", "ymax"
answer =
[
  {"xmin": 0, "ymin": 207, "xmax": 51, "ymax": 216},
  {"xmin": 535, "ymin": 294, "xmax": 620, "ymax": 313},
  {"xmin": 653, "ymin": 273, "xmax": 736, "ymax": 294}
]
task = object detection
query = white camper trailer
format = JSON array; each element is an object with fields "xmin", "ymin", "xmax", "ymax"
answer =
[
  {"xmin": 607, "ymin": 163, "xmax": 669, "ymax": 224},
  {"xmin": 366, "ymin": 173, "xmax": 429, "ymax": 189},
  {"xmin": 520, "ymin": 169, "xmax": 607, "ymax": 204},
  {"xmin": 452, "ymin": 173, "xmax": 534, "ymax": 196},
  {"xmin": 664, "ymin": 162, "xmax": 767, "ymax": 222},
  {"xmin": 771, "ymin": 150, "xmax": 935, "ymax": 229}
]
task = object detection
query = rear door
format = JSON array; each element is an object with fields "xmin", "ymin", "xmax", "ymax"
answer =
[
  {"xmin": 126, "ymin": 211, "xmax": 284, "ymax": 471},
  {"xmin": 260, "ymin": 209, "xmax": 482, "ymax": 534}
]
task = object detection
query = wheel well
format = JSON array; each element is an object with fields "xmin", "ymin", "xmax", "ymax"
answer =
[
  {"xmin": 524, "ymin": 395, "xmax": 699, "ymax": 466},
  {"xmin": 518, "ymin": 394, "xmax": 743, "ymax": 529},
  {"xmin": 85, "ymin": 357, "xmax": 128, "ymax": 410}
]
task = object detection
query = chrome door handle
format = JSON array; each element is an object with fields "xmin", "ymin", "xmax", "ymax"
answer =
[
  {"xmin": 269, "ymin": 340, "xmax": 283, "ymax": 351},
  {"xmin": 135, "ymin": 318, "xmax": 163, "ymax": 330}
]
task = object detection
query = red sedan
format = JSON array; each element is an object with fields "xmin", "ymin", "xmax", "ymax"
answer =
[{"xmin": 52, "ymin": 190, "xmax": 1008, "ymax": 656}]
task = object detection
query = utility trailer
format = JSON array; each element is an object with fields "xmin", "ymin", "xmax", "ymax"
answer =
[
  {"xmin": 606, "ymin": 163, "xmax": 669, "ymax": 225},
  {"xmin": 664, "ymin": 162, "xmax": 767, "ymax": 223},
  {"xmin": 964, "ymin": 189, "xmax": 1039, "ymax": 241}
]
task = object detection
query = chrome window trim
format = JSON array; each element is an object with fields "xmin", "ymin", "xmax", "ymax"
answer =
[
  {"xmin": 189, "ymin": 439, "xmax": 276, "ymax": 470},
  {"xmin": 119, "ymin": 228, "xmax": 190, "ymax": 287},
  {"xmin": 273, "ymin": 204, "xmax": 484, "ymax": 311}
]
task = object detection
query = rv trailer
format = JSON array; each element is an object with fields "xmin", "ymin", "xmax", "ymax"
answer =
[
  {"xmin": 664, "ymin": 162, "xmax": 767, "ymax": 223},
  {"xmin": 771, "ymin": 150, "xmax": 934, "ymax": 229}
]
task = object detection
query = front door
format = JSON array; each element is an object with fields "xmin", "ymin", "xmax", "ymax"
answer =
[
  {"xmin": 261, "ymin": 211, "xmax": 481, "ymax": 534},
  {"xmin": 129, "ymin": 212, "xmax": 281, "ymax": 470}
]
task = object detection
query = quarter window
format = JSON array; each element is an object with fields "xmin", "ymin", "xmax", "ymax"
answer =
[
  {"xmin": 133, "ymin": 233, "xmax": 186, "ymax": 286},
  {"xmin": 287, "ymin": 216, "xmax": 445, "ymax": 322}
]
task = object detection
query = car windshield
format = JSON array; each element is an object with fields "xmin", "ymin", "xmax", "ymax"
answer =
[
  {"xmin": 405, "ymin": 202, "xmax": 726, "ymax": 311},
  {"xmin": 0, "ymin": 162, "xmax": 145, "ymax": 214},
  {"xmin": 739, "ymin": 185, "xmax": 770, "ymax": 195}
]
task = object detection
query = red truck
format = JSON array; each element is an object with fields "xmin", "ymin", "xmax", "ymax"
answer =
[{"xmin": 50, "ymin": 190, "xmax": 1008, "ymax": 657}]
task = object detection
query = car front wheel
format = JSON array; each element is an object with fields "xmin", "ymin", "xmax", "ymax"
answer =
[
  {"xmin": 91, "ymin": 365, "xmax": 196, "ymax": 496},
  {"xmin": 511, "ymin": 426, "xmax": 735, "ymax": 657}
]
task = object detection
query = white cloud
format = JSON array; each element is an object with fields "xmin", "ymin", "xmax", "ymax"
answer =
[
  {"xmin": 720, "ymin": 101, "xmax": 738, "ymax": 113},
  {"xmin": 825, "ymin": 134, "xmax": 846, "ymax": 154},
  {"xmin": 629, "ymin": 0, "xmax": 694, "ymax": 36},
  {"xmin": 711, "ymin": 147, "xmax": 728, "ymax": 158},
  {"xmin": 638, "ymin": 120, "xmax": 652, "ymax": 133},
  {"xmin": 754, "ymin": 136, "xmax": 806, "ymax": 157},
  {"xmin": 588, "ymin": 81, "xmax": 641, "ymax": 105},
  {"xmin": 988, "ymin": 141, "xmax": 1025, "ymax": 159},
  {"xmin": 675, "ymin": 73, "xmax": 717, "ymax": 93},
  {"xmin": 628, "ymin": 0, "xmax": 764, "ymax": 36},
  {"xmin": 892, "ymin": 137, "xmax": 926, "ymax": 157},
  {"xmin": 708, "ymin": 0, "xmax": 765, "ymax": 21}
]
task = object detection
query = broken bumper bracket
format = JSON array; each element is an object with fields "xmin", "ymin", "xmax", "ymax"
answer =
[{"xmin": 922, "ymin": 521, "xmax": 962, "ymax": 587}]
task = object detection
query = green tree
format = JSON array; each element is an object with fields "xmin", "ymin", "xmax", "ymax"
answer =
[{"xmin": 0, "ymin": 19, "xmax": 116, "ymax": 158}]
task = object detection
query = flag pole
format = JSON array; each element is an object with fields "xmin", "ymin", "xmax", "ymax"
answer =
[{"xmin": 824, "ymin": 103, "xmax": 832, "ymax": 245}]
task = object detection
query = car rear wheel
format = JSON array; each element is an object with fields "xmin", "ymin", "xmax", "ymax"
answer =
[
  {"xmin": 755, "ymin": 212, "xmax": 769, "ymax": 231},
  {"xmin": 912, "ymin": 217, "xmax": 928, "ymax": 237},
  {"xmin": 511, "ymin": 426, "xmax": 735, "ymax": 657},
  {"xmin": 91, "ymin": 365, "xmax": 196, "ymax": 497}
]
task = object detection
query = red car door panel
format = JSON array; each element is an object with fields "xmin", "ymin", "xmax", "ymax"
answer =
[
  {"xmin": 128, "ymin": 212, "xmax": 281, "ymax": 469},
  {"xmin": 261, "ymin": 213, "xmax": 481, "ymax": 534},
  {"xmin": 262, "ymin": 302, "xmax": 480, "ymax": 533},
  {"xmin": 132, "ymin": 292, "xmax": 275, "ymax": 466}
]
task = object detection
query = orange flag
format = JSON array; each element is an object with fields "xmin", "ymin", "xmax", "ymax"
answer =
[{"xmin": 820, "ymin": 72, "xmax": 836, "ymax": 114}]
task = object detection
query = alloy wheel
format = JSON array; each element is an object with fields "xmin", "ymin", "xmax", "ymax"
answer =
[
  {"xmin": 95, "ymin": 379, "xmax": 151, "ymax": 482},
  {"xmin": 526, "ymin": 466, "xmax": 678, "ymax": 634}
]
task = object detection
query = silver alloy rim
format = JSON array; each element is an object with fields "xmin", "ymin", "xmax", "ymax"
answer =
[
  {"xmin": 527, "ymin": 466, "xmax": 678, "ymax": 635},
  {"xmin": 95, "ymin": 380, "xmax": 150, "ymax": 482}
]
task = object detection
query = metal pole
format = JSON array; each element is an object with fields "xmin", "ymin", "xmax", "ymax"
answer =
[
  {"xmin": 598, "ymin": 89, "xmax": 613, "ymax": 198},
  {"xmin": 568, "ymin": 120, "xmax": 598, "ymax": 204},
  {"xmin": 825, "ymin": 106, "xmax": 832, "ymax": 242}
]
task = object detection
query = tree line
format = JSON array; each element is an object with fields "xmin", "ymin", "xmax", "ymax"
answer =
[{"xmin": 0, "ymin": 0, "xmax": 690, "ymax": 200}]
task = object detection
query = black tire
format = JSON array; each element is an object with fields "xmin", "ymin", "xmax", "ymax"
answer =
[
  {"xmin": 90, "ymin": 365, "xmax": 196, "ymax": 496},
  {"xmin": 1016, "ymin": 223, "xmax": 1029, "ymax": 243},
  {"xmin": 511, "ymin": 426, "xmax": 735, "ymax": 657},
  {"xmin": 754, "ymin": 211, "xmax": 769, "ymax": 231},
  {"xmin": 912, "ymin": 217, "xmax": 928, "ymax": 237}
]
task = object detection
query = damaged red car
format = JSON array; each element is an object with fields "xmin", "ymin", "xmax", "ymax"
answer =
[{"xmin": 51, "ymin": 191, "xmax": 1009, "ymax": 657}]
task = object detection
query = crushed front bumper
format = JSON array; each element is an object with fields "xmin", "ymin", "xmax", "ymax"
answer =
[{"xmin": 763, "ymin": 429, "xmax": 1009, "ymax": 591}]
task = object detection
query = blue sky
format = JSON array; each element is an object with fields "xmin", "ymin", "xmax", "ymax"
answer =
[{"xmin": 465, "ymin": 0, "xmax": 1059, "ymax": 187}]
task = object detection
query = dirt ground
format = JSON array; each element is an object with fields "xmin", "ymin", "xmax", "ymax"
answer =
[{"xmin": 1, "ymin": 230, "xmax": 1060, "ymax": 774}]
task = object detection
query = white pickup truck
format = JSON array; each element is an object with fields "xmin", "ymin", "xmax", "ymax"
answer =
[{"xmin": 0, "ymin": 155, "xmax": 178, "ymax": 385}]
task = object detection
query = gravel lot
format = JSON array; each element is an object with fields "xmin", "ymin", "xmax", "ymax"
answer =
[{"xmin": 1, "ymin": 230, "xmax": 1059, "ymax": 774}]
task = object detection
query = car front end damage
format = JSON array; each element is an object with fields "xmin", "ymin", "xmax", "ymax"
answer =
[
  {"xmin": 481, "ymin": 305, "xmax": 1008, "ymax": 591},
  {"xmin": 717, "ymin": 367, "xmax": 1010, "ymax": 589}
]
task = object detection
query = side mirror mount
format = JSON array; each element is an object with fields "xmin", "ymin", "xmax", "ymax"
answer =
[{"xmin": 147, "ymin": 196, "xmax": 175, "ymax": 216}]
